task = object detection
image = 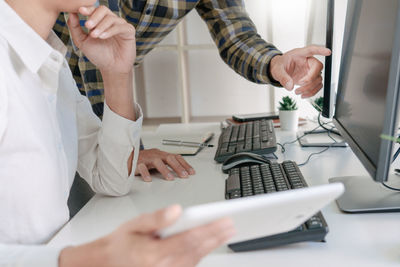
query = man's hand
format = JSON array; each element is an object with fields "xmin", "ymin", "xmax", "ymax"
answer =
[
  {"xmin": 136, "ymin": 149, "xmax": 196, "ymax": 182},
  {"xmin": 269, "ymin": 45, "xmax": 331, "ymax": 98},
  {"xmin": 59, "ymin": 205, "xmax": 235, "ymax": 267}
]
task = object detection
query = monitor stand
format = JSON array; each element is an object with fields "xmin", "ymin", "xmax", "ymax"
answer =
[
  {"xmin": 329, "ymin": 175, "xmax": 400, "ymax": 213},
  {"xmin": 297, "ymin": 130, "xmax": 347, "ymax": 147}
]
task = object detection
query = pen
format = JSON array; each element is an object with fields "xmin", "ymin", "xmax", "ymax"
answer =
[{"xmin": 162, "ymin": 139, "xmax": 214, "ymax": 148}]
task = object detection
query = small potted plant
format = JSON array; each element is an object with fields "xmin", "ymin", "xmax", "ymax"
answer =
[
  {"xmin": 279, "ymin": 96, "xmax": 299, "ymax": 131},
  {"xmin": 312, "ymin": 96, "xmax": 324, "ymax": 113}
]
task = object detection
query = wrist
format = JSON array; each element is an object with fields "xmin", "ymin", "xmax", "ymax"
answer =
[
  {"xmin": 268, "ymin": 55, "xmax": 283, "ymax": 85},
  {"xmin": 101, "ymin": 69, "xmax": 133, "ymax": 85},
  {"xmin": 101, "ymin": 69, "xmax": 136, "ymax": 121},
  {"xmin": 59, "ymin": 238, "xmax": 109, "ymax": 267}
]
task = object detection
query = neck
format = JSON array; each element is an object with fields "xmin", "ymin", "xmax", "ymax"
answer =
[{"xmin": 5, "ymin": 0, "xmax": 59, "ymax": 40}]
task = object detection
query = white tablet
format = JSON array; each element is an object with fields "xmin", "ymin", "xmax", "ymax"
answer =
[{"xmin": 159, "ymin": 183, "xmax": 344, "ymax": 243}]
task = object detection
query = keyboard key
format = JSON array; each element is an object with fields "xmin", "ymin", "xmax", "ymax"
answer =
[
  {"xmin": 215, "ymin": 119, "xmax": 277, "ymax": 162},
  {"xmin": 261, "ymin": 141, "xmax": 272, "ymax": 149},
  {"xmin": 246, "ymin": 123, "xmax": 253, "ymax": 139},
  {"xmin": 227, "ymin": 145, "xmax": 236, "ymax": 154},
  {"xmin": 221, "ymin": 127, "xmax": 232, "ymax": 143},
  {"xmin": 306, "ymin": 216, "xmax": 323, "ymax": 229},
  {"xmin": 230, "ymin": 126, "xmax": 239, "ymax": 143},
  {"xmin": 238, "ymin": 124, "xmax": 246, "ymax": 141}
]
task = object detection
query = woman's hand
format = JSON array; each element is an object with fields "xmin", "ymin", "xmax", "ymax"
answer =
[
  {"xmin": 67, "ymin": 5, "xmax": 136, "ymax": 123},
  {"xmin": 136, "ymin": 149, "xmax": 196, "ymax": 182},
  {"xmin": 67, "ymin": 5, "xmax": 136, "ymax": 74},
  {"xmin": 59, "ymin": 205, "xmax": 235, "ymax": 267}
]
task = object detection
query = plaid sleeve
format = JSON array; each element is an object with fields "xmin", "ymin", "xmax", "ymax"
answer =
[{"xmin": 196, "ymin": 0, "xmax": 283, "ymax": 86}]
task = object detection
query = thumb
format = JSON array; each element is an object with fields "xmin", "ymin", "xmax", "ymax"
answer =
[
  {"xmin": 122, "ymin": 205, "xmax": 182, "ymax": 234},
  {"xmin": 67, "ymin": 13, "xmax": 87, "ymax": 49}
]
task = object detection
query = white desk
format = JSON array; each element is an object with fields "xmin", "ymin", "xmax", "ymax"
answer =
[{"xmin": 49, "ymin": 123, "xmax": 400, "ymax": 267}]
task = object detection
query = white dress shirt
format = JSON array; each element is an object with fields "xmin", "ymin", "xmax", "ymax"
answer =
[{"xmin": 0, "ymin": 1, "xmax": 143, "ymax": 265}]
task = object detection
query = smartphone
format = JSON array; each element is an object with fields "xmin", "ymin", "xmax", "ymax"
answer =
[{"xmin": 232, "ymin": 112, "xmax": 279, "ymax": 122}]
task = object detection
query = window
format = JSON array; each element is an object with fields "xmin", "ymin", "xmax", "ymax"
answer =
[{"xmin": 136, "ymin": 0, "xmax": 347, "ymax": 125}]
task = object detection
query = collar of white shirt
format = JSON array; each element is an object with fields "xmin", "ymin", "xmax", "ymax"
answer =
[{"xmin": 0, "ymin": 0, "xmax": 67, "ymax": 92}]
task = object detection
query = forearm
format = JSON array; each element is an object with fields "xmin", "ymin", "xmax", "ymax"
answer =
[
  {"xmin": 101, "ymin": 70, "xmax": 136, "ymax": 175},
  {"xmin": 101, "ymin": 70, "xmax": 136, "ymax": 121},
  {"xmin": 196, "ymin": 0, "xmax": 282, "ymax": 85}
]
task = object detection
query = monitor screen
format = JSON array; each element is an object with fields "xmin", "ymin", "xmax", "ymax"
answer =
[{"xmin": 334, "ymin": 0, "xmax": 400, "ymax": 181}]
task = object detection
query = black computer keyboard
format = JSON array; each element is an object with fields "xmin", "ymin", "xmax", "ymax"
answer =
[
  {"xmin": 225, "ymin": 161, "xmax": 329, "ymax": 252},
  {"xmin": 214, "ymin": 119, "xmax": 277, "ymax": 163}
]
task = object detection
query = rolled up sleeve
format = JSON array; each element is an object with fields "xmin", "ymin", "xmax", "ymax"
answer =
[
  {"xmin": 76, "ymin": 90, "xmax": 143, "ymax": 197},
  {"xmin": 98, "ymin": 102, "xmax": 143, "ymax": 185}
]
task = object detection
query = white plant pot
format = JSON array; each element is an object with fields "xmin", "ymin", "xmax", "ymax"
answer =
[{"xmin": 279, "ymin": 110, "xmax": 299, "ymax": 131}]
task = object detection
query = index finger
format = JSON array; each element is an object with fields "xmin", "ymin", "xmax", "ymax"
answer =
[
  {"xmin": 298, "ymin": 45, "xmax": 331, "ymax": 57},
  {"xmin": 67, "ymin": 13, "xmax": 87, "ymax": 48}
]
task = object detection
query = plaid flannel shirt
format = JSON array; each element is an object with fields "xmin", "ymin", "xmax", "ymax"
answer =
[{"xmin": 53, "ymin": 0, "xmax": 282, "ymax": 117}]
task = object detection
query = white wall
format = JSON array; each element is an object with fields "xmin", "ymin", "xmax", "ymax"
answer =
[{"xmin": 138, "ymin": 0, "xmax": 348, "ymax": 120}]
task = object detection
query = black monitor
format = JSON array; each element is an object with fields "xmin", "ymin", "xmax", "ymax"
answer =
[
  {"xmin": 329, "ymin": 0, "xmax": 400, "ymax": 213},
  {"xmin": 322, "ymin": 0, "xmax": 335, "ymax": 118}
]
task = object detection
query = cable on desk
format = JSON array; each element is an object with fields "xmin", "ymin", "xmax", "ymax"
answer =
[
  {"xmin": 297, "ymin": 132, "xmax": 342, "ymax": 166},
  {"xmin": 381, "ymin": 182, "xmax": 400, "ymax": 191},
  {"xmin": 278, "ymin": 123, "xmax": 326, "ymax": 153},
  {"xmin": 297, "ymin": 147, "xmax": 331, "ymax": 167},
  {"xmin": 277, "ymin": 121, "xmax": 339, "ymax": 167},
  {"xmin": 317, "ymin": 114, "xmax": 341, "ymax": 136},
  {"xmin": 276, "ymin": 143, "xmax": 285, "ymax": 153}
]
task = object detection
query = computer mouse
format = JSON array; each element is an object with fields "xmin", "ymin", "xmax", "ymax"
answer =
[{"xmin": 221, "ymin": 152, "xmax": 272, "ymax": 173}]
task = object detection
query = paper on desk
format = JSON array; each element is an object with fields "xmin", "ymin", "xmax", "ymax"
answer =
[{"xmin": 154, "ymin": 123, "xmax": 216, "ymax": 155}]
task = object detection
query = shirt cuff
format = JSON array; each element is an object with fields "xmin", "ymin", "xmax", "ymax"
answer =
[
  {"xmin": 265, "ymin": 50, "xmax": 284, "ymax": 87},
  {"xmin": 101, "ymin": 102, "xmax": 143, "ymax": 147}
]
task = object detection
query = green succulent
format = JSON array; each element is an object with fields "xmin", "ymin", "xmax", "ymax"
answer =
[
  {"xmin": 279, "ymin": 96, "xmax": 298, "ymax": 111},
  {"xmin": 312, "ymin": 96, "xmax": 324, "ymax": 112}
]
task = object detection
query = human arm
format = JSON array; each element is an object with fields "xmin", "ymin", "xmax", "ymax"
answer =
[
  {"xmin": 59, "ymin": 205, "xmax": 235, "ymax": 267},
  {"xmin": 67, "ymin": 5, "xmax": 140, "ymax": 195},
  {"xmin": 0, "ymin": 206, "xmax": 233, "ymax": 267},
  {"xmin": 196, "ymin": 0, "xmax": 331, "ymax": 98},
  {"xmin": 196, "ymin": 0, "xmax": 282, "ymax": 86}
]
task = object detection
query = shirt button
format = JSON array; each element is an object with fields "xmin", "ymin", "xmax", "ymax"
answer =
[{"xmin": 145, "ymin": 8, "xmax": 152, "ymax": 15}]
